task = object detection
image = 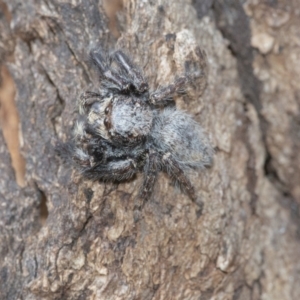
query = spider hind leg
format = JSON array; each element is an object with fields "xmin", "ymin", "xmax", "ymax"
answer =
[
  {"xmin": 134, "ymin": 151, "xmax": 160, "ymax": 212},
  {"xmin": 162, "ymin": 153, "xmax": 197, "ymax": 202}
]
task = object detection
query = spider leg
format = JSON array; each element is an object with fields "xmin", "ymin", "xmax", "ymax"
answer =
[
  {"xmin": 79, "ymin": 91, "xmax": 103, "ymax": 114},
  {"xmin": 90, "ymin": 49, "xmax": 130, "ymax": 91},
  {"xmin": 149, "ymin": 76, "xmax": 189, "ymax": 106},
  {"xmin": 82, "ymin": 158, "xmax": 138, "ymax": 181},
  {"xmin": 81, "ymin": 91, "xmax": 101, "ymax": 99},
  {"xmin": 72, "ymin": 146, "xmax": 138, "ymax": 182},
  {"xmin": 139, "ymin": 151, "xmax": 160, "ymax": 202},
  {"xmin": 111, "ymin": 50, "xmax": 149, "ymax": 93},
  {"xmin": 162, "ymin": 153, "xmax": 197, "ymax": 201}
]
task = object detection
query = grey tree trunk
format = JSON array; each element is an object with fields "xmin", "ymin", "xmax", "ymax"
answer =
[{"xmin": 0, "ymin": 0, "xmax": 300, "ymax": 299}]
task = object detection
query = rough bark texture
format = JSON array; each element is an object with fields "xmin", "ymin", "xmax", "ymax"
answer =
[{"xmin": 0, "ymin": 0, "xmax": 300, "ymax": 299}]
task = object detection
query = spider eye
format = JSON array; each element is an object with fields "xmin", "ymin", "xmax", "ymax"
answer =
[
  {"xmin": 105, "ymin": 106, "xmax": 110, "ymax": 114},
  {"xmin": 104, "ymin": 117, "xmax": 111, "ymax": 129}
]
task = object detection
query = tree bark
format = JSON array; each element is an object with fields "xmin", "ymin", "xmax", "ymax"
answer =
[{"xmin": 0, "ymin": 0, "xmax": 300, "ymax": 299}]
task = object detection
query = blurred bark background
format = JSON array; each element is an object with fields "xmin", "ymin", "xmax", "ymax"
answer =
[{"xmin": 0, "ymin": 0, "xmax": 300, "ymax": 299}]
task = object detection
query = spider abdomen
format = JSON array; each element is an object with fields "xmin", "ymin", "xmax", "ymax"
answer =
[{"xmin": 151, "ymin": 108, "xmax": 214, "ymax": 169}]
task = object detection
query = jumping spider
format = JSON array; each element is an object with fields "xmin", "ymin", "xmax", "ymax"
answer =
[{"xmin": 65, "ymin": 49, "xmax": 213, "ymax": 206}]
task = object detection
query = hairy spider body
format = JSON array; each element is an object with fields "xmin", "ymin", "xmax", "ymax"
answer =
[{"xmin": 66, "ymin": 49, "xmax": 213, "ymax": 205}]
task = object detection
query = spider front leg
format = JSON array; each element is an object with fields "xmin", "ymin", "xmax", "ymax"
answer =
[
  {"xmin": 90, "ymin": 49, "xmax": 130, "ymax": 92},
  {"xmin": 111, "ymin": 50, "xmax": 149, "ymax": 94},
  {"xmin": 149, "ymin": 76, "xmax": 189, "ymax": 106},
  {"xmin": 79, "ymin": 91, "xmax": 103, "ymax": 114}
]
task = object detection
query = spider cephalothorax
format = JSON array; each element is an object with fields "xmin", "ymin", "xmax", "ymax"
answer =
[{"xmin": 66, "ymin": 48, "xmax": 213, "ymax": 205}]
